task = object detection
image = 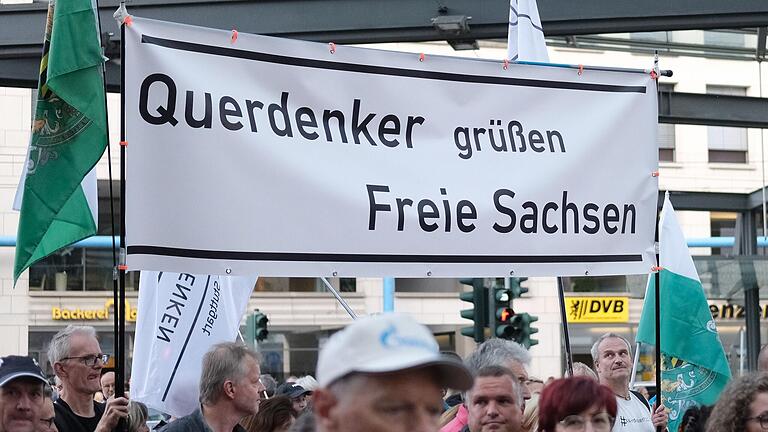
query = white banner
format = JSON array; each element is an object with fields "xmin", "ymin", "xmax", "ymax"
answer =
[
  {"xmin": 130, "ymin": 271, "xmax": 255, "ymax": 417},
  {"xmin": 125, "ymin": 17, "xmax": 658, "ymax": 277}
]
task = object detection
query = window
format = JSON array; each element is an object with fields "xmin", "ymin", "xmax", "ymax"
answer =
[
  {"xmin": 253, "ymin": 277, "xmax": 356, "ymax": 292},
  {"xmin": 658, "ymin": 83, "xmax": 676, "ymax": 162},
  {"xmin": 703, "ymin": 31, "xmax": 746, "ymax": 48},
  {"xmin": 710, "ymin": 212, "xmax": 737, "ymax": 256},
  {"xmin": 707, "ymin": 85, "xmax": 748, "ymax": 163}
]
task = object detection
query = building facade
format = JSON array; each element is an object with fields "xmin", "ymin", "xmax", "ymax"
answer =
[{"xmin": 1, "ymin": 14, "xmax": 767, "ymax": 381}]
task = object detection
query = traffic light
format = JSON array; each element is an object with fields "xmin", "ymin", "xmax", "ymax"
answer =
[
  {"xmin": 246, "ymin": 310, "xmax": 269, "ymax": 345},
  {"xmin": 493, "ymin": 286, "xmax": 514, "ymax": 338},
  {"xmin": 459, "ymin": 278, "xmax": 488, "ymax": 343},
  {"xmin": 509, "ymin": 312, "xmax": 539, "ymax": 348},
  {"xmin": 509, "ymin": 277, "xmax": 529, "ymax": 299}
]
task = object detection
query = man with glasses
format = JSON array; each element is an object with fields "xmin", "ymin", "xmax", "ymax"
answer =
[
  {"xmin": 0, "ymin": 355, "xmax": 48, "ymax": 432},
  {"xmin": 591, "ymin": 333, "xmax": 668, "ymax": 432},
  {"xmin": 48, "ymin": 326, "xmax": 128, "ymax": 432}
]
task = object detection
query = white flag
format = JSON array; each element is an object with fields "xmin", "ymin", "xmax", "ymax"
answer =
[
  {"xmin": 507, "ymin": 0, "xmax": 549, "ymax": 62},
  {"xmin": 130, "ymin": 271, "xmax": 256, "ymax": 417}
]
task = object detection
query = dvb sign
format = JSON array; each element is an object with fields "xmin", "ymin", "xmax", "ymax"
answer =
[{"xmin": 565, "ymin": 297, "xmax": 629, "ymax": 323}]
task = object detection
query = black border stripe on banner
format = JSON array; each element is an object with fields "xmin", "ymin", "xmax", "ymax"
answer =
[
  {"xmin": 140, "ymin": 35, "xmax": 646, "ymax": 94},
  {"xmin": 127, "ymin": 245, "xmax": 642, "ymax": 264}
]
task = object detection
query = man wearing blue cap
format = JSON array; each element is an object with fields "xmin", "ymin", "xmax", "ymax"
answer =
[{"xmin": 0, "ymin": 355, "xmax": 48, "ymax": 432}]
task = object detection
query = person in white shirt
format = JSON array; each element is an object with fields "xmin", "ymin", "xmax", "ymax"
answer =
[{"xmin": 591, "ymin": 333, "xmax": 668, "ymax": 432}]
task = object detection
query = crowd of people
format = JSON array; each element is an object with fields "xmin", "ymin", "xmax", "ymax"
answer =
[{"xmin": 2, "ymin": 313, "xmax": 768, "ymax": 432}]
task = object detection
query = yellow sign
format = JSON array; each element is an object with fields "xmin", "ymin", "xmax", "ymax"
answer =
[
  {"xmin": 565, "ymin": 296, "xmax": 629, "ymax": 323},
  {"xmin": 52, "ymin": 300, "xmax": 137, "ymax": 322}
]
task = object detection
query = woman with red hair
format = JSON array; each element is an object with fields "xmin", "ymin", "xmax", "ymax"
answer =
[{"xmin": 538, "ymin": 376, "xmax": 617, "ymax": 432}]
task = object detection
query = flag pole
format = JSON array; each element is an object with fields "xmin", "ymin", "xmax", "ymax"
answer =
[
  {"xmin": 556, "ymin": 277, "xmax": 573, "ymax": 376},
  {"xmin": 629, "ymin": 342, "xmax": 641, "ymax": 388},
  {"xmin": 91, "ymin": 0, "xmax": 123, "ymax": 399},
  {"xmin": 654, "ymin": 52, "xmax": 663, "ymax": 432}
]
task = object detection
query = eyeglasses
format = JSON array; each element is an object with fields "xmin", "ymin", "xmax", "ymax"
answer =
[
  {"xmin": 39, "ymin": 417, "xmax": 55, "ymax": 428},
  {"xmin": 559, "ymin": 413, "xmax": 615, "ymax": 432},
  {"xmin": 61, "ymin": 354, "xmax": 110, "ymax": 367},
  {"xmin": 746, "ymin": 414, "xmax": 768, "ymax": 429}
]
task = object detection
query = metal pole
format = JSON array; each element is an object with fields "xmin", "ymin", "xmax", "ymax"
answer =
[
  {"xmin": 557, "ymin": 277, "xmax": 573, "ymax": 376},
  {"xmin": 740, "ymin": 327, "xmax": 746, "ymax": 376},
  {"xmin": 320, "ymin": 277, "xmax": 358, "ymax": 319},
  {"xmin": 383, "ymin": 277, "xmax": 395, "ymax": 312},
  {"xmin": 488, "ymin": 279, "xmax": 496, "ymax": 338},
  {"xmin": 118, "ymin": 10, "xmax": 127, "ymax": 414},
  {"xmin": 630, "ymin": 342, "xmax": 641, "ymax": 387},
  {"xmin": 736, "ymin": 210, "xmax": 761, "ymax": 371}
]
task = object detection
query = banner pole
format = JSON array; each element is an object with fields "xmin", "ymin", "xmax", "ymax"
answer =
[
  {"xmin": 320, "ymin": 277, "xmax": 358, "ymax": 319},
  {"xmin": 654, "ymin": 53, "xmax": 663, "ymax": 432},
  {"xmin": 118, "ymin": 5, "xmax": 127, "ymax": 411},
  {"xmin": 556, "ymin": 277, "xmax": 573, "ymax": 376},
  {"xmin": 92, "ymin": 0, "xmax": 122, "ymax": 399}
]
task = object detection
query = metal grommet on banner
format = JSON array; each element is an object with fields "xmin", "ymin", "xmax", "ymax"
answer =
[
  {"xmin": 119, "ymin": 140, "xmax": 128, "ymax": 147},
  {"xmin": 230, "ymin": 29, "xmax": 238, "ymax": 44},
  {"xmin": 225, "ymin": 268, "xmax": 232, "ymax": 274},
  {"xmin": 503, "ymin": 59, "xmax": 509, "ymax": 70},
  {"xmin": 426, "ymin": 271, "xmax": 432, "ymax": 277},
  {"xmin": 419, "ymin": 53, "xmax": 425, "ymax": 62},
  {"xmin": 577, "ymin": 64, "xmax": 584, "ymax": 76},
  {"xmin": 651, "ymin": 171, "xmax": 659, "ymax": 177},
  {"xmin": 509, "ymin": 270, "xmax": 514, "ymax": 275},
  {"xmin": 584, "ymin": 270, "xmax": 589, "ymax": 276},
  {"xmin": 332, "ymin": 271, "xmax": 338, "ymax": 277},
  {"xmin": 329, "ymin": 42, "xmax": 336, "ymax": 54}
]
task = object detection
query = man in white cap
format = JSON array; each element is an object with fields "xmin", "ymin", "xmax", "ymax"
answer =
[
  {"xmin": 313, "ymin": 313, "xmax": 473, "ymax": 432},
  {"xmin": 0, "ymin": 355, "xmax": 48, "ymax": 432}
]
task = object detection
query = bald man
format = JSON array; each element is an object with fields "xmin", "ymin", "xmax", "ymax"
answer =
[{"xmin": 99, "ymin": 373, "xmax": 115, "ymax": 400}]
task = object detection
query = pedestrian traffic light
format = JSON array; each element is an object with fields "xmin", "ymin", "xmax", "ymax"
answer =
[
  {"xmin": 246, "ymin": 310, "xmax": 269, "ymax": 345},
  {"xmin": 509, "ymin": 277, "xmax": 529, "ymax": 298},
  {"xmin": 459, "ymin": 278, "xmax": 488, "ymax": 343},
  {"xmin": 509, "ymin": 312, "xmax": 539, "ymax": 348}
]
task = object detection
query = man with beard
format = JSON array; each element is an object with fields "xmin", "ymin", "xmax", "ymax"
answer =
[
  {"xmin": 0, "ymin": 355, "xmax": 47, "ymax": 432},
  {"xmin": 592, "ymin": 333, "xmax": 668, "ymax": 432},
  {"xmin": 48, "ymin": 326, "xmax": 129, "ymax": 432}
]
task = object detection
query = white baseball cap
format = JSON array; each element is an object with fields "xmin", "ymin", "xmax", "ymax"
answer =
[{"xmin": 316, "ymin": 313, "xmax": 472, "ymax": 390}]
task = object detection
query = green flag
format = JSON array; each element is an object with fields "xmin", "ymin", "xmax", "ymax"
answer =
[
  {"xmin": 636, "ymin": 193, "xmax": 730, "ymax": 431},
  {"xmin": 14, "ymin": 0, "xmax": 107, "ymax": 283}
]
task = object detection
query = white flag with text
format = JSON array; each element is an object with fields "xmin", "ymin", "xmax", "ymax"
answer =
[{"xmin": 130, "ymin": 271, "xmax": 256, "ymax": 417}]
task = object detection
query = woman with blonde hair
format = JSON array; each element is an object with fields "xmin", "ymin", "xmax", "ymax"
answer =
[{"xmin": 128, "ymin": 401, "xmax": 150, "ymax": 432}]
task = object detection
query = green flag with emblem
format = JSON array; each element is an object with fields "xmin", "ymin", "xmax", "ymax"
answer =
[
  {"xmin": 14, "ymin": 0, "xmax": 107, "ymax": 283},
  {"xmin": 636, "ymin": 193, "xmax": 731, "ymax": 431}
]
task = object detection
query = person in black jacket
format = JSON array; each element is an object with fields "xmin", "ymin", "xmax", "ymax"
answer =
[{"xmin": 48, "ymin": 326, "xmax": 128, "ymax": 432}]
